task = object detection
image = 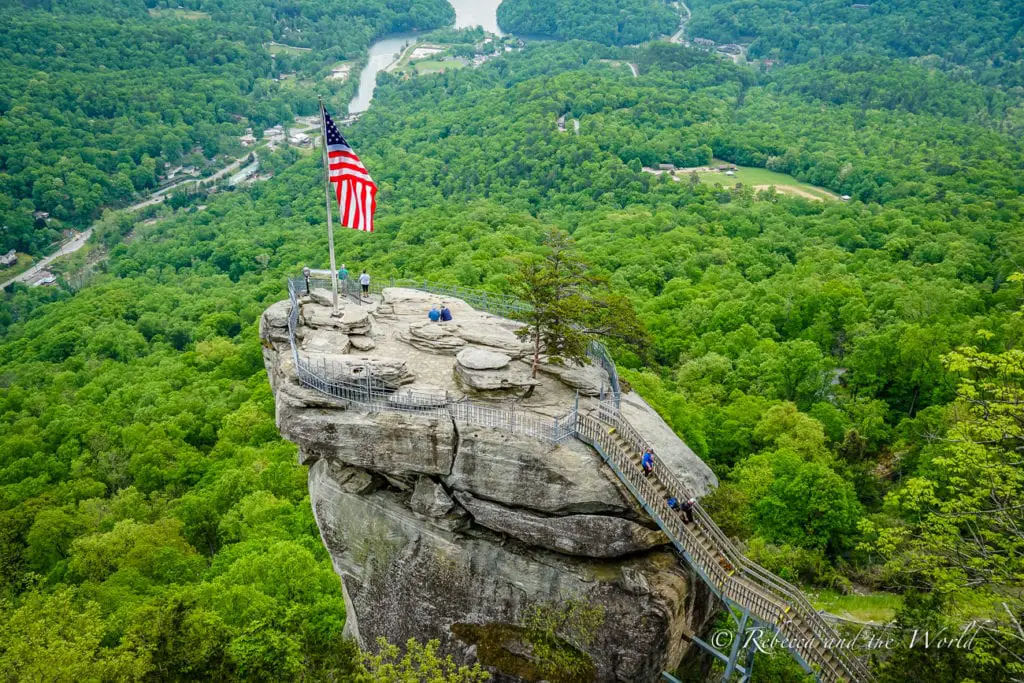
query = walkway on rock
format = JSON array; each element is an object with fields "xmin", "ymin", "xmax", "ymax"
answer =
[{"xmin": 286, "ymin": 273, "xmax": 873, "ymax": 683}]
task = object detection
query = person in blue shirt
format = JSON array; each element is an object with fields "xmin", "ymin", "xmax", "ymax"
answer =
[
  {"xmin": 641, "ymin": 449, "xmax": 654, "ymax": 477},
  {"xmin": 667, "ymin": 496, "xmax": 679, "ymax": 510},
  {"xmin": 428, "ymin": 306, "xmax": 441, "ymax": 322},
  {"xmin": 440, "ymin": 306, "xmax": 452, "ymax": 322}
]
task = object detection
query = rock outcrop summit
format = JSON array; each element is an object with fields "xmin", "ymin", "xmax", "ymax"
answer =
[{"xmin": 261, "ymin": 285, "xmax": 719, "ymax": 681}]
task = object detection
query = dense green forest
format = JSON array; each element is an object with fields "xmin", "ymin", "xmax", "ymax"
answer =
[
  {"xmin": 687, "ymin": 0, "xmax": 1024, "ymax": 88},
  {"xmin": 2, "ymin": 0, "xmax": 1024, "ymax": 679},
  {"xmin": 0, "ymin": 0, "xmax": 453, "ymax": 256},
  {"xmin": 496, "ymin": 0, "xmax": 678, "ymax": 45}
]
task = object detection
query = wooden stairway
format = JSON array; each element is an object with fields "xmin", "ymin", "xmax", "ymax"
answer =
[{"xmin": 575, "ymin": 410, "xmax": 872, "ymax": 683}]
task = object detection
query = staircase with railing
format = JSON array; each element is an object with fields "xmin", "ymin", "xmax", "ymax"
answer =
[{"xmin": 284, "ymin": 274, "xmax": 872, "ymax": 682}]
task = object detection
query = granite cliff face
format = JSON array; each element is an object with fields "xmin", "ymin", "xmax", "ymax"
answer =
[{"xmin": 261, "ymin": 287, "xmax": 719, "ymax": 681}]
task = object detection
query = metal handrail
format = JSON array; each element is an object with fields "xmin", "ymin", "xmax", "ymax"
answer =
[{"xmin": 282, "ymin": 274, "xmax": 871, "ymax": 682}]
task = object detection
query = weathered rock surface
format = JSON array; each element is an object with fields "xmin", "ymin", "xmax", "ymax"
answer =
[
  {"xmin": 454, "ymin": 362, "xmax": 539, "ymax": 391},
  {"xmin": 261, "ymin": 287, "xmax": 721, "ymax": 681},
  {"xmin": 456, "ymin": 347, "xmax": 511, "ymax": 370},
  {"xmin": 309, "ymin": 459, "xmax": 714, "ymax": 681},
  {"xmin": 411, "ymin": 476, "xmax": 455, "ymax": 517},
  {"xmin": 445, "ymin": 425, "xmax": 634, "ymax": 516},
  {"xmin": 455, "ymin": 491, "xmax": 667, "ymax": 558},
  {"xmin": 538, "ymin": 361, "xmax": 610, "ymax": 396}
]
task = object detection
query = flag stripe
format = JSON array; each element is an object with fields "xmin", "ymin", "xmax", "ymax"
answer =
[{"xmin": 322, "ymin": 107, "xmax": 377, "ymax": 233}]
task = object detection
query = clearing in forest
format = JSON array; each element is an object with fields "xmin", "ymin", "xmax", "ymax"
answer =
[
  {"xmin": 660, "ymin": 158, "xmax": 839, "ymax": 200},
  {"xmin": 147, "ymin": 8, "xmax": 211, "ymax": 20}
]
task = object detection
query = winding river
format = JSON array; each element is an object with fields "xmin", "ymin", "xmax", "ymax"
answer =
[{"xmin": 349, "ymin": 0, "xmax": 505, "ymax": 114}]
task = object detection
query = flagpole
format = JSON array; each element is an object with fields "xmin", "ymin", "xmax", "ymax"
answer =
[{"xmin": 319, "ymin": 96, "xmax": 340, "ymax": 315}]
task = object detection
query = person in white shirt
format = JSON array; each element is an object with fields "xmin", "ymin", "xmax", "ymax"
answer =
[{"xmin": 359, "ymin": 270, "xmax": 370, "ymax": 298}]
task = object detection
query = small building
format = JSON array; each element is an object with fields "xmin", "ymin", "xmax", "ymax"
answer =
[
  {"xmin": 658, "ymin": 164, "xmax": 675, "ymax": 171},
  {"xmin": 263, "ymin": 125, "xmax": 285, "ymax": 140},
  {"xmin": 61, "ymin": 229, "xmax": 77, "ymax": 240},
  {"xmin": 840, "ymin": 195, "xmax": 852, "ymax": 201},
  {"xmin": 288, "ymin": 131, "xmax": 311, "ymax": 146},
  {"xmin": 851, "ymin": 3, "xmax": 870, "ymax": 9},
  {"xmin": 240, "ymin": 133, "xmax": 257, "ymax": 147},
  {"xmin": 0, "ymin": 249, "xmax": 17, "ymax": 267},
  {"xmin": 725, "ymin": 170, "xmax": 736, "ymax": 176},
  {"xmin": 32, "ymin": 210, "xmax": 50, "ymax": 222},
  {"xmin": 693, "ymin": 38, "xmax": 715, "ymax": 47}
]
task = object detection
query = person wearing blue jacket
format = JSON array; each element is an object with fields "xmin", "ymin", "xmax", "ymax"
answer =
[
  {"xmin": 428, "ymin": 306, "xmax": 441, "ymax": 322},
  {"xmin": 641, "ymin": 449, "xmax": 654, "ymax": 477}
]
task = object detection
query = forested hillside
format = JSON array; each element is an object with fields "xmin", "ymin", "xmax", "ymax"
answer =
[
  {"xmin": 0, "ymin": 0, "xmax": 453, "ymax": 256},
  {"xmin": 2, "ymin": 3, "xmax": 1024, "ymax": 680},
  {"xmin": 687, "ymin": 0, "xmax": 1024, "ymax": 87},
  {"xmin": 496, "ymin": 0, "xmax": 678, "ymax": 45}
]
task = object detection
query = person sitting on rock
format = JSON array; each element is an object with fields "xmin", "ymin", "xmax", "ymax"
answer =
[
  {"xmin": 440, "ymin": 306, "xmax": 452, "ymax": 322},
  {"xmin": 428, "ymin": 306, "xmax": 441, "ymax": 322},
  {"xmin": 641, "ymin": 449, "xmax": 654, "ymax": 477}
]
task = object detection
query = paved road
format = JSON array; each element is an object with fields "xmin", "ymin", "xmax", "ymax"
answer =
[
  {"xmin": 670, "ymin": 1, "xmax": 691, "ymax": 45},
  {"xmin": 1, "ymin": 154, "xmax": 254, "ymax": 291},
  {"xmin": 1, "ymin": 228, "xmax": 93, "ymax": 290}
]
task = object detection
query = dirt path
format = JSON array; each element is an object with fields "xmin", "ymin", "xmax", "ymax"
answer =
[{"xmin": 753, "ymin": 184, "xmax": 837, "ymax": 201}]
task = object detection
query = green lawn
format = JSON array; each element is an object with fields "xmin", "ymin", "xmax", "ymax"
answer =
[
  {"xmin": 1, "ymin": 253, "xmax": 35, "ymax": 282},
  {"xmin": 267, "ymin": 42, "xmax": 312, "ymax": 56},
  {"xmin": 414, "ymin": 59, "xmax": 466, "ymax": 75},
  {"xmin": 688, "ymin": 158, "xmax": 839, "ymax": 201},
  {"xmin": 147, "ymin": 8, "xmax": 211, "ymax": 20},
  {"xmin": 811, "ymin": 589, "xmax": 902, "ymax": 623}
]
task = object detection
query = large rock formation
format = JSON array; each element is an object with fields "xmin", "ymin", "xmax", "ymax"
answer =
[{"xmin": 261, "ymin": 287, "xmax": 720, "ymax": 681}]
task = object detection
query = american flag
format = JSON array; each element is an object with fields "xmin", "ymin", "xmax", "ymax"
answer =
[{"xmin": 323, "ymin": 107, "xmax": 377, "ymax": 232}]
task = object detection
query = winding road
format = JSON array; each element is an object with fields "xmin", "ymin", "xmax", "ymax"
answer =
[
  {"xmin": 1, "ymin": 154, "xmax": 254, "ymax": 290},
  {"xmin": 670, "ymin": 1, "xmax": 691, "ymax": 45}
]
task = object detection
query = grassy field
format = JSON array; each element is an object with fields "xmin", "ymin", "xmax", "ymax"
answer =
[
  {"xmin": 0, "ymin": 253, "xmax": 35, "ymax": 283},
  {"xmin": 413, "ymin": 59, "xmax": 466, "ymax": 75},
  {"xmin": 687, "ymin": 158, "xmax": 839, "ymax": 201},
  {"xmin": 811, "ymin": 589, "xmax": 902, "ymax": 623},
  {"xmin": 266, "ymin": 42, "xmax": 312, "ymax": 56},
  {"xmin": 147, "ymin": 8, "xmax": 211, "ymax": 20}
]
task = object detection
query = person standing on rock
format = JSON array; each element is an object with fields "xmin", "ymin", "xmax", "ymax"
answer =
[
  {"xmin": 359, "ymin": 270, "xmax": 370, "ymax": 298},
  {"xmin": 338, "ymin": 263, "xmax": 349, "ymax": 295}
]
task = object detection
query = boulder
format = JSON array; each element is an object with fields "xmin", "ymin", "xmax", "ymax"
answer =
[
  {"xmin": 387, "ymin": 385, "xmax": 449, "ymax": 408},
  {"xmin": 453, "ymin": 321, "xmax": 528, "ymax": 357},
  {"xmin": 309, "ymin": 287, "xmax": 336, "ymax": 307},
  {"xmin": 406, "ymin": 321, "xmax": 466, "ymax": 354},
  {"xmin": 538, "ymin": 361, "xmax": 609, "ymax": 396},
  {"xmin": 455, "ymin": 363, "xmax": 538, "ymax": 391},
  {"xmin": 315, "ymin": 355, "xmax": 414, "ymax": 387},
  {"xmin": 302, "ymin": 328, "xmax": 350, "ymax": 354},
  {"xmin": 410, "ymin": 477, "xmax": 455, "ymax": 517},
  {"xmin": 456, "ymin": 347, "xmax": 510, "ymax": 371},
  {"xmin": 444, "ymin": 425, "xmax": 635, "ymax": 516},
  {"xmin": 259, "ymin": 300, "xmax": 292, "ymax": 344},
  {"xmin": 349, "ymin": 335, "xmax": 376, "ymax": 351},
  {"xmin": 302, "ymin": 303, "xmax": 372, "ymax": 335},
  {"xmin": 455, "ymin": 492, "xmax": 667, "ymax": 558}
]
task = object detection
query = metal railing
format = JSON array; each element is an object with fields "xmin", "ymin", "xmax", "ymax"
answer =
[
  {"xmin": 593, "ymin": 400, "xmax": 873, "ymax": 683},
  {"xmin": 282, "ymin": 274, "xmax": 870, "ymax": 682},
  {"xmin": 287, "ymin": 277, "xmax": 575, "ymax": 443}
]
